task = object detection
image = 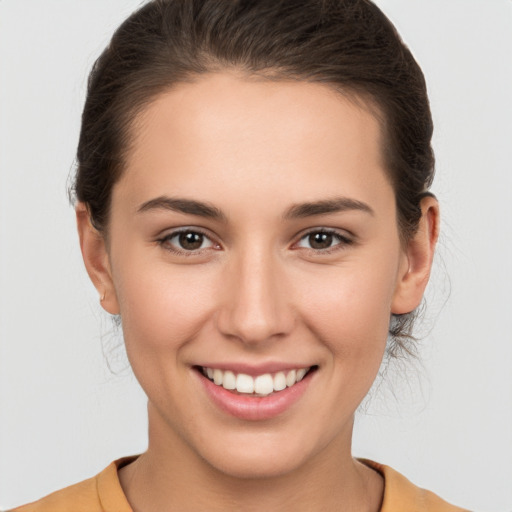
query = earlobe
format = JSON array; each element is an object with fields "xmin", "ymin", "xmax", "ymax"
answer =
[
  {"xmin": 391, "ymin": 196, "xmax": 440, "ymax": 315},
  {"xmin": 76, "ymin": 203, "xmax": 120, "ymax": 315}
]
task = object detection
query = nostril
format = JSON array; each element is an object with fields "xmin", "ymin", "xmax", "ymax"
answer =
[{"xmin": 215, "ymin": 271, "xmax": 295, "ymax": 344}]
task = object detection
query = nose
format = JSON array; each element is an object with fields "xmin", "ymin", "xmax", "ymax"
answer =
[{"xmin": 216, "ymin": 246, "xmax": 295, "ymax": 346}]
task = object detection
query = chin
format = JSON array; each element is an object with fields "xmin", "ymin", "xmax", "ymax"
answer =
[
  {"xmin": 207, "ymin": 448, "xmax": 308, "ymax": 480},
  {"xmin": 195, "ymin": 428, "xmax": 331, "ymax": 481}
]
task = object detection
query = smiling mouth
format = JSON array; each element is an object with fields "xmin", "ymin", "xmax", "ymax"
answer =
[{"xmin": 198, "ymin": 366, "xmax": 317, "ymax": 396}]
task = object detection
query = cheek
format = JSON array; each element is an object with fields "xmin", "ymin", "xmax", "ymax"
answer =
[
  {"xmin": 297, "ymin": 259, "xmax": 398, "ymax": 362},
  {"xmin": 112, "ymin": 255, "xmax": 217, "ymax": 354}
]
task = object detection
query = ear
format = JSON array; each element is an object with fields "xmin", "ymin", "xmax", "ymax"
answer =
[
  {"xmin": 76, "ymin": 202, "xmax": 120, "ymax": 315},
  {"xmin": 391, "ymin": 195, "xmax": 440, "ymax": 314}
]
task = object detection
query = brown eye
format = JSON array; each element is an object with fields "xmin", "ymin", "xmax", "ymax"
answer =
[
  {"xmin": 308, "ymin": 232, "xmax": 333, "ymax": 250},
  {"xmin": 179, "ymin": 232, "xmax": 204, "ymax": 250},
  {"xmin": 161, "ymin": 230, "xmax": 215, "ymax": 253},
  {"xmin": 296, "ymin": 229, "xmax": 352, "ymax": 252}
]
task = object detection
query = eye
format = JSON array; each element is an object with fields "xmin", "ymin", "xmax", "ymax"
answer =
[
  {"xmin": 296, "ymin": 229, "xmax": 352, "ymax": 251},
  {"xmin": 159, "ymin": 229, "xmax": 217, "ymax": 253}
]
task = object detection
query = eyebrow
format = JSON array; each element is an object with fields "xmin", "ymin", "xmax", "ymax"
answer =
[
  {"xmin": 283, "ymin": 197, "xmax": 374, "ymax": 219},
  {"xmin": 137, "ymin": 196, "xmax": 227, "ymax": 221},
  {"xmin": 137, "ymin": 195, "xmax": 374, "ymax": 221}
]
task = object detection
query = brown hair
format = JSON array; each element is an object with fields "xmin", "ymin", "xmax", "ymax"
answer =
[{"xmin": 73, "ymin": 0, "xmax": 435, "ymax": 353}]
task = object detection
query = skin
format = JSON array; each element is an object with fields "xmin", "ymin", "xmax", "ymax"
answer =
[{"xmin": 77, "ymin": 72, "xmax": 439, "ymax": 511}]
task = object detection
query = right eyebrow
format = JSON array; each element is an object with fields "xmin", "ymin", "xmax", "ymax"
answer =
[{"xmin": 137, "ymin": 196, "xmax": 227, "ymax": 222}]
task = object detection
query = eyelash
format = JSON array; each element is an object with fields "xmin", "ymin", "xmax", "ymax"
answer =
[
  {"xmin": 294, "ymin": 228, "xmax": 354, "ymax": 254},
  {"xmin": 156, "ymin": 228, "xmax": 354, "ymax": 256},
  {"xmin": 157, "ymin": 228, "xmax": 219, "ymax": 256}
]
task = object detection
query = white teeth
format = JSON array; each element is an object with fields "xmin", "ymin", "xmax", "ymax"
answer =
[
  {"xmin": 254, "ymin": 374, "xmax": 274, "ymax": 395},
  {"xmin": 273, "ymin": 372, "xmax": 287, "ymax": 391},
  {"xmin": 236, "ymin": 373, "xmax": 254, "ymax": 393},
  {"xmin": 296, "ymin": 368, "xmax": 307, "ymax": 381},
  {"xmin": 203, "ymin": 366, "xmax": 312, "ymax": 395},
  {"xmin": 213, "ymin": 369, "xmax": 223, "ymax": 385},
  {"xmin": 222, "ymin": 371, "xmax": 236, "ymax": 390},
  {"xmin": 286, "ymin": 369, "xmax": 296, "ymax": 387}
]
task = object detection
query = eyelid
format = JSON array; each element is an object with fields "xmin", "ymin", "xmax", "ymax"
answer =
[
  {"xmin": 155, "ymin": 226, "xmax": 354, "ymax": 256},
  {"xmin": 292, "ymin": 227, "xmax": 354, "ymax": 252},
  {"xmin": 156, "ymin": 226, "xmax": 221, "ymax": 255}
]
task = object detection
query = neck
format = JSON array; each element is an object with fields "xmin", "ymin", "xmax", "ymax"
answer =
[{"xmin": 119, "ymin": 406, "xmax": 383, "ymax": 512}]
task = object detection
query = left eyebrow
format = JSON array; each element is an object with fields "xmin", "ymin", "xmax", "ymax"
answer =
[{"xmin": 283, "ymin": 197, "xmax": 375, "ymax": 219}]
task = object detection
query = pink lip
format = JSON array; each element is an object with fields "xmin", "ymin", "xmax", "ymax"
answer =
[{"xmin": 195, "ymin": 368, "xmax": 314, "ymax": 421}]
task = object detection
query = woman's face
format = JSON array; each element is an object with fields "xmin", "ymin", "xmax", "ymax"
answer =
[{"xmin": 91, "ymin": 73, "xmax": 420, "ymax": 478}]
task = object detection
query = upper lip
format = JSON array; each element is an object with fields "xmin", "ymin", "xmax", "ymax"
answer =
[{"xmin": 195, "ymin": 362, "xmax": 314, "ymax": 376}]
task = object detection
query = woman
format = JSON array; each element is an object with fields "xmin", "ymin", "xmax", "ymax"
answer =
[{"xmin": 12, "ymin": 0, "xmax": 468, "ymax": 510}]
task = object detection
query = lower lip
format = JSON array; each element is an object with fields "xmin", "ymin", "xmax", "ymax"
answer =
[{"xmin": 196, "ymin": 370, "xmax": 313, "ymax": 421}]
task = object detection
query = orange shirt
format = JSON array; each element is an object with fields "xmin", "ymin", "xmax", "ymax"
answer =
[{"xmin": 11, "ymin": 457, "xmax": 468, "ymax": 512}]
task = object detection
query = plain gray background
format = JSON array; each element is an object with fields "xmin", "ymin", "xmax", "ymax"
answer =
[{"xmin": 1, "ymin": 1, "xmax": 511, "ymax": 510}]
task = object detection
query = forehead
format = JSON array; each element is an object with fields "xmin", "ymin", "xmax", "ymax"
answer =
[
  {"xmin": 131, "ymin": 73, "xmax": 384, "ymax": 157},
  {"xmin": 118, "ymin": 72, "xmax": 391, "ymax": 211}
]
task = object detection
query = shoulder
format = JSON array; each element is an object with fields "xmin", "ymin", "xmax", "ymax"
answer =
[
  {"xmin": 9, "ymin": 474, "xmax": 101, "ymax": 512},
  {"xmin": 362, "ymin": 460, "xmax": 470, "ymax": 512},
  {"xmin": 9, "ymin": 458, "xmax": 134, "ymax": 512}
]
